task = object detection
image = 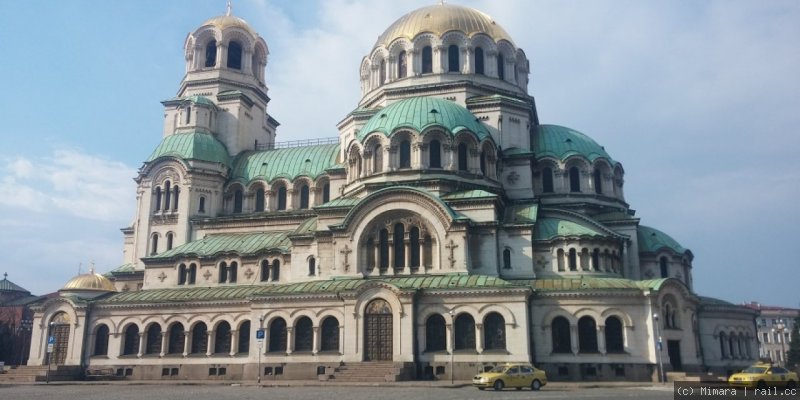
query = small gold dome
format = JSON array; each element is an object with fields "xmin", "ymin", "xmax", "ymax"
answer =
[
  {"xmin": 62, "ymin": 272, "xmax": 116, "ymax": 293},
  {"xmin": 375, "ymin": 4, "xmax": 514, "ymax": 48},
  {"xmin": 202, "ymin": 15, "xmax": 256, "ymax": 36}
]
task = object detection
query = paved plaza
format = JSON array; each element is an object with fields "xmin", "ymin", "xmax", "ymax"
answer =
[{"xmin": 0, "ymin": 383, "xmax": 673, "ymax": 400}]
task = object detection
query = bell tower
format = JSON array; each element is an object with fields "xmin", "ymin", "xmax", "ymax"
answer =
[{"xmin": 162, "ymin": 3, "xmax": 278, "ymax": 156}]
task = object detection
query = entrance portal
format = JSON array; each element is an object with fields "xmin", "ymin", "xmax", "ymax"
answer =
[
  {"xmin": 364, "ymin": 299, "xmax": 392, "ymax": 361},
  {"xmin": 667, "ymin": 340, "xmax": 683, "ymax": 371},
  {"xmin": 49, "ymin": 312, "xmax": 71, "ymax": 365}
]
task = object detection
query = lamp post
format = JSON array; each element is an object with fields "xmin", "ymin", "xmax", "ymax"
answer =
[
  {"xmin": 258, "ymin": 316, "xmax": 264, "ymax": 384},
  {"xmin": 653, "ymin": 313, "xmax": 664, "ymax": 383},
  {"xmin": 774, "ymin": 320, "xmax": 787, "ymax": 367},
  {"xmin": 449, "ymin": 309, "xmax": 455, "ymax": 385},
  {"xmin": 46, "ymin": 321, "xmax": 54, "ymax": 384}
]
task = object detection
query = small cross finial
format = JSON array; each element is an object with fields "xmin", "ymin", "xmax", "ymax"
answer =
[
  {"xmin": 89, "ymin": 260, "xmax": 95, "ymax": 274},
  {"xmin": 439, "ymin": 0, "xmax": 446, "ymax": 5},
  {"xmin": 226, "ymin": 0, "xmax": 233, "ymax": 16},
  {"xmin": 3, "ymin": 272, "xmax": 7, "ymax": 280}
]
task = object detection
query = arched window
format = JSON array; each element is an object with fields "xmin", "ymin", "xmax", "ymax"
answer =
[
  {"xmin": 178, "ymin": 263, "xmax": 187, "ymax": 285},
  {"xmin": 145, "ymin": 324, "xmax": 161, "ymax": 355},
  {"xmin": 229, "ymin": 261, "xmax": 238, "ymax": 283},
  {"xmin": 379, "ymin": 229, "xmax": 389, "ymax": 270},
  {"xmin": 188, "ymin": 263, "xmax": 196, "ymax": 284},
  {"xmin": 191, "ymin": 323, "xmax": 208, "ymax": 354},
  {"xmin": 429, "ymin": 140, "xmax": 441, "ymax": 168},
  {"xmin": 474, "ymin": 47, "xmax": 484, "ymax": 75},
  {"xmin": 557, "ymin": 249, "xmax": 565, "ymax": 272},
  {"xmin": 568, "ymin": 248, "xmax": 577, "ymax": 271},
  {"xmin": 660, "ymin": 257, "xmax": 669, "ymax": 278},
  {"xmin": 592, "ymin": 249, "xmax": 600, "ymax": 271},
  {"xmin": 379, "ymin": 59, "xmax": 386, "ymax": 84},
  {"xmin": 454, "ymin": 314, "xmax": 476, "ymax": 350},
  {"xmin": 150, "ymin": 234, "xmax": 158, "ymax": 256},
  {"xmin": 569, "ymin": 167, "xmax": 581, "ymax": 192},
  {"xmin": 425, "ymin": 314, "xmax": 446, "ymax": 352},
  {"xmin": 503, "ymin": 249, "xmax": 511, "ymax": 269},
  {"xmin": 308, "ymin": 257, "xmax": 316, "ymax": 276},
  {"xmin": 227, "ymin": 41, "xmax": 242, "ymax": 70},
  {"xmin": 164, "ymin": 181, "xmax": 171, "ymax": 210},
  {"xmin": 185, "ymin": 106, "xmax": 191, "ymax": 124},
  {"xmin": 484, "ymin": 313, "xmax": 506, "ymax": 350},
  {"xmin": 233, "ymin": 189, "xmax": 243, "ymax": 213},
  {"xmin": 422, "ymin": 46, "xmax": 433, "ymax": 73},
  {"xmin": 271, "ymin": 259, "xmax": 280, "ymax": 281},
  {"xmin": 393, "ymin": 223, "xmax": 405, "ymax": 269},
  {"xmin": 448, "ymin": 44, "xmax": 459, "ymax": 72},
  {"xmin": 255, "ymin": 188, "xmax": 265, "ymax": 212},
  {"xmin": 238, "ymin": 321, "xmax": 250, "ymax": 354},
  {"xmin": 322, "ymin": 183, "xmax": 330, "ymax": 203},
  {"xmin": 166, "ymin": 233, "xmax": 173, "ymax": 251},
  {"xmin": 551, "ymin": 316, "xmax": 571, "ymax": 353},
  {"xmin": 299, "ymin": 184, "xmax": 310, "ymax": 209},
  {"xmin": 214, "ymin": 321, "xmax": 232, "ymax": 354},
  {"xmin": 260, "ymin": 260, "xmax": 270, "ymax": 282},
  {"xmin": 268, "ymin": 318, "xmax": 287, "ymax": 353},
  {"xmin": 167, "ymin": 323, "xmax": 184, "ymax": 354},
  {"xmin": 123, "ymin": 325, "xmax": 140, "ymax": 356},
  {"xmin": 372, "ymin": 144, "xmax": 383, "ymax": 173},
  {"xmin": 594, "ymin": 169, "xmax": 603, "ymax": 194},
  {"xmin": 458, "ymin": 142, "xmax": 468, "ymax": 171},
  {"xmin": 409, "ymin": 227, "xmax": 420, "ymax": 267},
  {"xmin": 542, "ymin": 167, "xmax": 554, "ymax": 193},
  {"xmin": 578, "ymin": 316, "xmax": 598, "ymax": 353},
  {"xmin": 277, "ymin": 186, "xmax": 287, "ymax": 211},
  {"xmin": 497, "ymin": 53, "xmax": 505, "ymax": 80},
  {"xmin": 294, "ymin": 317, "xmax": 313, "ymax": 352},
  {"xmin": 94, "ymin": 325, "xmax": 109, "ymax": 356},
  {"xmin": 205, "ymin": 40, "xmax": 217, "ymax": 68},
  {"xmin": 198, "ymin": 196, "xmax": 206, "ymax": 213},
  {"xmin": 154, "ymin": 187, "xmax": 162, "ymax": 211},
  {"xmin": 423, "ymin": 235, "xmax": 433, "ymax": 268},
  {"xmin": 719, "ymin": 332, "xmax": 728, "ymax": 359},
  {"xmin": 399, "ymin": 140, "xmax": 411, "ymax": 168},
  {"xmin": 173, "ymin": 186, "xmax": 180, "ymax": 211},
  {"xmin": 218, "ymin": 262, "xmax": 228, "ymax": 283},
  {"xmin": 320, "ymin": 317, "xmax": 339, "ymax": 352},
  {"xmin": 397, "ymin": 51, "xmax": 407, "ymax": 78},
  {"xmin": 480, "ymin": 150, "xmax": 486, "ymax": 175},
  {"xmin": 605, "ymin": 316, "xmax": 624, "ymax": 353}
]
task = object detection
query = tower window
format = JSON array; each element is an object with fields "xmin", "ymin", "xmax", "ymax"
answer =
[
  {"xmin": 164, "ymin": 181, "xmax": 172, "ymax": 210},
  {"xmin": 660, "ymin": 257, "xmax": 669, "ymax": 278},
  {"xmin": 227, "ymin": 41, "xmax": 242, "ymax": 70},
  {"xmin": 503, "ymin": 249, "xmax": 511, "ymax": 269},
  {"xmin": 205, "ymin": 40, "xmax": 217, "ymax": 68},
  {"xmin": 308, "ymin": 257, "xmax": 316, "ymax": 276},
  {"xmin": 422, "ymin": 46, "xmax": 433, "ymax": 73},
  {"xmin": 429, "ymin": 140, "xmax": 441, "ymax": 168},
  {"xmin": 398, "ymin": 51, "xmax": 407, "ymax": 78},
  {"xmin": 569, "ymin": 167, "xmax": 581, "ymax": 192},
  {"xmin": 233, "ymin": 189, "xmax": 243, "ymax": 213},
  {"xmin": 497, "ymin": 54, "xmax": 505, "ymax": 80},
  {"xmin": 322, "ymin": 183, "xmax": 330, "ymax": 204},
  {"xmin": 448, "ymin": 45, "xmax": 459, "ymax": 72},
  {"xmin": 173, "ymin": 186, "xmax": 179, "ymax": 211},
  {"xmin": 480, "ymin": 150, "xmax": 486, "ymax": 175},
  {"xmin": 594, "ymin": 169, "xmax": 603, "ymax": 194},
  {"xmin": 198, "ymin": 196, "xmax": 206, "ymax": 213},
  {"xmin": 166, "ymin": 232, "xmax": 173, "ymax": 251},
  {"xmin": 255, "ymin": 188, "xmax": 265, "ymax": 212},
  {"xmin": 299, "ymin": 184, "xmax": 310, "ymax": 209},
  {"xmin": 154, "ymin": 187, "xmax": 162, "ymax": 211},
  {"xmin": 185, "ymin": 106, "xmax": 191, "ymax": 124},
  {"xmin": 379, "ymin": 59, "xmax": 386, "ymax": 84},
  {"xmin": 542, "ymin": 167, "xmax": 554, "ymax": 193},
  {"xmin": 568, "ymin": 248, "xmax": 577, "ymax": 271},
  {"xmin": 277, "ymin": 186, "xmax": 287, "ymax": 210},
  {"xmin": 399, "ymin": 140, "xmax": 411, "ymax": 168},
  {"xmin": 150, "ymin": 234, "xmax": 158, "ymax": 256},
  {"xmin": 457, "ymin": 143, "xmax": 468, "ymax": 171},
  {"xmin": 474, "ymin": 47, "xmax": 484, "ymax": 75}
]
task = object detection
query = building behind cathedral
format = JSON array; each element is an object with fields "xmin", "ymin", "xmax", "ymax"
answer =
[{"xmin": 25, "ymin": 3, "xmax": 758, "ymax": 382}]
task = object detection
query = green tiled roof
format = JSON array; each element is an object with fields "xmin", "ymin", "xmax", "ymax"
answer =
[
  {"xmin": 293, "ymin": 217, "xmax": 318, "ymax": 235},
  {"xmin": 442, "ymin": 189, "xmax": 498, "ymax": 200},
  {"xmin": 535, "ymin": 124, "xmax": 617, "ymax": 165},
  {"xmin": 147, "ymin": 131, "xmax": 230, "ymax": 166},
  {"xmin": 637, "ymin": 225, "xmax": 688, "ymax": 254},
  {"xmin": 0, "ymin": 275, "xmax": 29, "ymax": 293},
  {"xmin": 315, "ymin": 196, "xmax": 360, "ymax": 209},
  {"xmin": 145, "ymin": 232, "xmax": 291, "ymax": 261},
  {"xmin": 97, "ymin": 275, "xmax": 526, "ymax": 305},
  {"xmin": 106, "ymin": 263, "xmax": 138, "ymax": 277},
  {"xmin": 533, "ymin": 277, "xmax": 668, "ymax": 292},
  {"xmin": 163, "ymin": 95, "xmax": 217, "ymax": 107},
  {"xmin": 357, "ymin": 97, "xmax": 491, "ymax": 142},
  {"xmin": 505, "ymin": 203, "xmax": 538, "ymax": 224},
  {"xmin": 231, "ymin": 144, "xmax": 340, "ymax": 184},
  {"xmin": 535, "ymin": 217, "xmax": 605, "ymax": 240}
]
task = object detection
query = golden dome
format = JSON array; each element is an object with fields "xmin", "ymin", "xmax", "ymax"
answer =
[
  {"xmin": 62, "ymin": 272, "xmax": 116, "ymax": 293},
  {"xmin": 375, "ymin": 4, "xmax": 514, "ymax": 48},
  {"xmin": 201, "ymin": 15, "xmax": 257, "ymax": 36}
]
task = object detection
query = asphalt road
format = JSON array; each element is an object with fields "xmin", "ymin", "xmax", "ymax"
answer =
[{"xmin": 0, "ymin": 384, "xmax": 674, "ymax": 400}]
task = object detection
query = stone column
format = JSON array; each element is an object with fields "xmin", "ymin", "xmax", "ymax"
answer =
[
  {"xmin": 137, "ymin": 332, "xmax": 145, "ymax": 358},
  {"xmin": 230, "ymin": 330, "xmax": 238, "ymax": 356},
  {"xmin": 206, "ymin": 331, "xmax": 214, "ymax": 356},
  {"xmin": 338, "ymin": 324, "xmax": 345, "ymax": 355},
  {"xmin": 216, "ymin": 43, "xmax": 227, "ymax": 69},
  {"xmin": 310, "ymin": 186, "xmax": 318, "ymax": 207},
  {"xmin": 373, "ymin": 240, "xmax": 380, "ymax": 271},
  {"xmin": 243, "ymin": 50, "xmax": 253, "ymax": 74},
  {"xmin": 487, "ymin": 50, "xmax": 498, "ymax": 78},
  {"xmin": 383, "ymin": 147, "xmax": 391, "ymax": 172},
  {"xmin": 286, "ymin": 327, "xmax": 294, "ymax": 355},
  {"xmin": 160, "ymin": 331, "xmax": 168, "ymax": 357},
  {"xmin": 409, "ymin": 49, "xmax": 419, "ymax": 75},
  {"xmin": 193, "ymin": 45, "xmax": 202, "ymax": 70},
  {"xmin": 264, "ymin": 190, "xmax": 273, "ymax": 211},
  {"xmin": 312, "ymin": 326, "xmax": 320, "ymax": 355},
  {"xmin": 570, "ymin": 324, "xmax": 579, "ymax": 355},
  {"xmin": 404, "ymin": 239, "xmax": 411, "ymax": 271},
  {"xmin": 183, "ymin": 332, "xmax": 190, "ymax": 357},
  {"xmin": 476, "ymin": 323, "xmax": 484, "ymax": 354},
  {"xmin": 286, "ymin": 189, "xmax": 295, "ymax": 210},
  {"xmin": 418, "ymin": 238, "xmax": 425, "ymax": 270},
  {"xmin": 388, "ymin": 240, "xmax": 395, "ymax": 272},
  {"xmin": 433, "ymin": 45, "xmax": 444, "ymax": 73},
  {"xmin": 462, "ymin": 46, "xmax": 473, "ymax": 74},
  {"xmin": 446, "ymin": 323, "xmax": 454, "ymax": 353},
  {"xmin": 597, "ymin": 325, "xmax": 607, "ymax": 355}
]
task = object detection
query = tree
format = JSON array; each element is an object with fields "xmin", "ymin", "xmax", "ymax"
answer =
[{"xmin": 787, "ymin": 316, "xmax": 800, "ymax": 372}]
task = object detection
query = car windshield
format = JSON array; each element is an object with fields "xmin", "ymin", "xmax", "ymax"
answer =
[
  {"xmin": 490, "ymin": 366, "xmax": 508, "ymax": 373},
  {"xmin": 742, "ymin": 367, "xmax": 767, "ymax": 374}
]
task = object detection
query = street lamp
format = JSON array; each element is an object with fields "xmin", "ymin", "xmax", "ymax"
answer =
[
  {"xmin": 773, "ymin": 320, "xmax": 787, "ymax": 367},
  {"xmin": 449, "ymin": 309, "xmax": 455, "ymax": 385},
  {"xmin": 653, "ymin": 313, "xmax": 664, "ymax": 383}
]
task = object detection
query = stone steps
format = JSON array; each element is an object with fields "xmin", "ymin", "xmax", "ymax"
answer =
[
  {"xmin": 0, "ymin": 365, "xmax": 81, "ymax": 383},
  {"xmin": 331, "ymin": 362, "xmax": 414, "ymax": 382}
]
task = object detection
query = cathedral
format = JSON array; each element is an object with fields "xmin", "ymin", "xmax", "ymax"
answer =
[{"xmin": 27, "ymin": 3, "xmax": 757, "ymax": 382}]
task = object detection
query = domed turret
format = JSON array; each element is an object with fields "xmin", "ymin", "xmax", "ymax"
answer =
[{"xmin": 61, "ymin": 268, "xmax": 116, "ymax": 295}]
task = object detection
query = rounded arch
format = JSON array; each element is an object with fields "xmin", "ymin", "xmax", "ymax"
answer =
[
  {"xmin": 353, "ymin": 285, "xmax": 403, "ymax": 319},
  {"xmin": 600, "ymin": 308, "xmax": 634, "ymax": 328},
  {"xmin": 476, "ymin": 303, "xmax": 517, "ymax": 327},
  {"xmin": 209, "ymin": 315, "xmax": 237, "ymax": 331},
  {"xmin": 142, "ymin": 318, "xmax": 165, "ymax": 332},
  {"xmin": 220, "ymin": 28, "xmax": 254, "ymax": 52},
  {"xmin": 573, "ymin": 307, "xmax": 603, "ymax": 322},
  {"xmin": 340, "ymin": 186, "xmax": 456, "ymax": 234},
  {"xmin": 541, "ymin": 308, "xmax": 577, "ymax": 326}
]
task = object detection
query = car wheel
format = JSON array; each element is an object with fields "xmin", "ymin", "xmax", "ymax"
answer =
[
  {"xmin": 787, "ymin": 381, "xmax": 797, "ymax": 389},
  {"xmin": 757, "ymin": 380, "xmax": 767, "ymax": 390},
  {"xmin": 531, "ymin": 380, "xmax": 542, "ymax": 391},
  {"xmin": 493, "ymin": 380, "xmax": 504, "ymax": 391}
]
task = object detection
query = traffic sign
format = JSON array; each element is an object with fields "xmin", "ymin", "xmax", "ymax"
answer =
[
  {"xmin": 256, "ymin": 329, "xmax": 265, "ymax": 342},
  {"xmin": 47, "ymin": 344, "xmax": 54, "ymax": 353},
  {"xmin": 48, "ymin": 336, "xmax": 55, "ymax": 345}
]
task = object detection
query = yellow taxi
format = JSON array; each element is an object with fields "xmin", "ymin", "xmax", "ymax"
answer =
[
  {"xmin": 728, "ymin": 363, "xmax": 798, "ymax": 389},
  {"xmin": 472, "ymin": 363, "xmax": 547, "ymax": 391}
]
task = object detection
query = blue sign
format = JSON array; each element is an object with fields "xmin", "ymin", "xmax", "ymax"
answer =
[
  {"xmin": 48, "ymin": 336, "xmax": 55, "ymax": 345},
  {"xmin": 256, "ymin": 329, "xmax": 265, "ymax": 340}
]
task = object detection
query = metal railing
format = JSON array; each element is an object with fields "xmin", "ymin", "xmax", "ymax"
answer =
[{"xmin": 255, "ymin": 137, "xmax": 338, "ymax": 150}]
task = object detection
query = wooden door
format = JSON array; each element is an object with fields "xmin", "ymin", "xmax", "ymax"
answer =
[
  {"xmin": 51, "ymin": 324, "xmax": 70, "ymax": 365},
  {"xmin": 364, "ymin": 299, "xmax": 392, "ymax": 361}
]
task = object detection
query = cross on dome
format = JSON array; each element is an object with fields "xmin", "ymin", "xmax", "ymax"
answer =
[
  {"xmin": 3, "ymin": 272, "xmax": 6, "ymax": 279},
  {"xmin": 226, "ymin": 0, "xmax": 233, "ymax": 16}
]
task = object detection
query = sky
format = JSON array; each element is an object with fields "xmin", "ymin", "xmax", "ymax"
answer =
[{"xmin": 0, "ymin": 0, "xmax": 798, "ymax": 307}]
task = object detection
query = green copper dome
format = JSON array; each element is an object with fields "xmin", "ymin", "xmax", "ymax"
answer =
[
  {"xmin": 231, "ymin": 143, "xmax": 340, "ymax": 184},
  {"xmin": 147, "ymin": 131, "xmax": 230, "ymax": 167},
  {"xmin": 535, "ymin": 124, "xmax": 617, "ymax": 165},
  {"xmin": 358, "ymin": 97, "xmax": 491, "ymax": 142},
  {"xmin": 637, "ymin": 225, "xmax": 688, "ymax": 254}
]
